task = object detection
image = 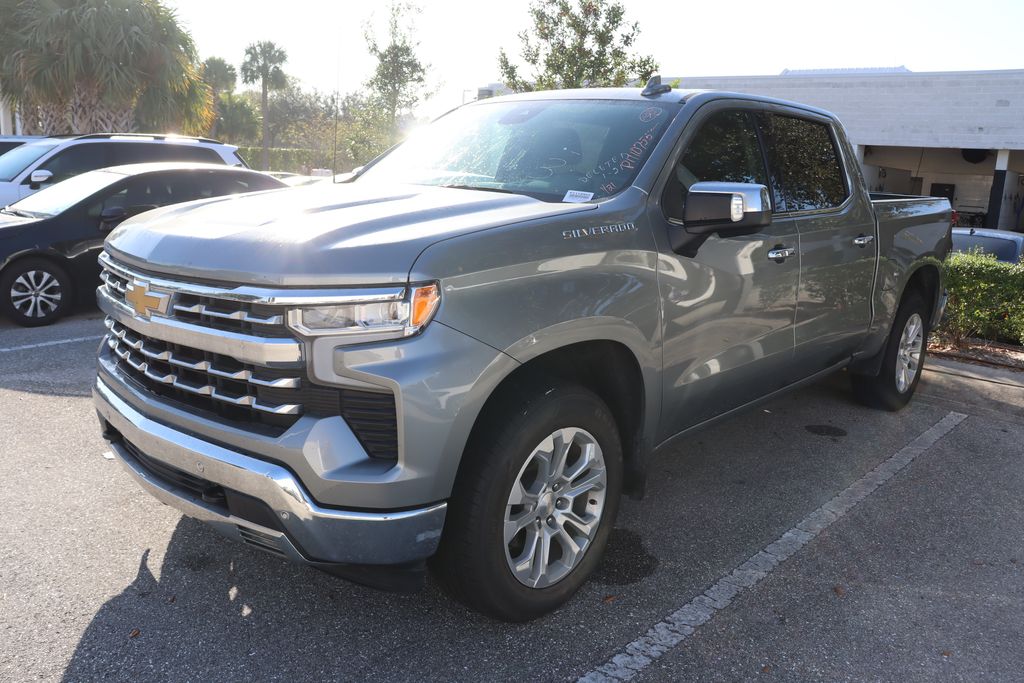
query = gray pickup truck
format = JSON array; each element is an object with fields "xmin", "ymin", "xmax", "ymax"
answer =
[{"xmin": 94, "ymin": 83, "xmax": 952, "ymax": 621}]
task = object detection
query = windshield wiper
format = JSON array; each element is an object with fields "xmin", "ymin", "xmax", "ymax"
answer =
[{"xmin": 438, "ymin": 184, "xmax": 523, "ymax": 196}]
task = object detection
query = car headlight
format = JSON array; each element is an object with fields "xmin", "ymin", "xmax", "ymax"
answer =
[{"xmin": 286, "ymin": 283, "xmax": 440, "ymax": 342}]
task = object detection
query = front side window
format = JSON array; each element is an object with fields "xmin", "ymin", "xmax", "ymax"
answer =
[
  {"xmin": 37, "ymin": 143, "xmax": 111, "ymax": 183},
  {"xmin": 0, "ymin": 142, "xmax": 58, "ymax": 182},
  {"xmin": 662, "ymin": 110, "xmax": 768, "ymax": 219},
  {"xmin": 7, "ymin": 169, "xmax": 123, "ymax": 217},
  {"xmin": 358, "ymin": 99, "xmax": 679, "ymax": 202},
  {"xmin": 756, "ymin": 114, "xmax": 847, "ymax": 212}
]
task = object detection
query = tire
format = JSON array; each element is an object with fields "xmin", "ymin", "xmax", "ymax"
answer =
[
  {"xmin": 0, "ymin": 258, "xmax": 75, "ymax": 327},
  {"xmin": 433, "ymin": 380, "xmax": 623, "ymax": 621},
  {"xmin": 851, "ymin": 291, "xmax": 929, "ymax": 411}
]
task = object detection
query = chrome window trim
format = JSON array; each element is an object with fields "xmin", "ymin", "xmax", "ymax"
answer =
[{"xmin": 99, "ymin": 251, "xmax": 406, "ymax": 306}]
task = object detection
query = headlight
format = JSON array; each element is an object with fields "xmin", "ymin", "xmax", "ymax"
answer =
[{"xmin": 286, "ymin": 283, "xmax": 440, "ymax": 342}]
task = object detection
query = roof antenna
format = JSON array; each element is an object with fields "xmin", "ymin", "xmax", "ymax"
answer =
[{"xmin": 641, "ymin": 74, "xmax": 671, "ymax": 97}]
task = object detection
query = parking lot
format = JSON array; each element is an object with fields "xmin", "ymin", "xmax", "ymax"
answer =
[{"xmin": 1, "ymin": 311, "xmax": 1022, "ymax": 682}]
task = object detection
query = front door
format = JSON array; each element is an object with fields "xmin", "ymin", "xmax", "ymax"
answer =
[{"xmin": 654, "ymin": 106, "xmax": 800, "ymax": 439}]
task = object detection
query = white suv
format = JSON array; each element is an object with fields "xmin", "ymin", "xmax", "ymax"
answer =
[{"xmin": 0, "ymin": 133, "xmax": 245, "ymax": 207}]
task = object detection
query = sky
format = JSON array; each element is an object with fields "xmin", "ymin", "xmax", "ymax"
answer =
[{"xmin": 169, "ymin": 0, "xmax": 1024, "ymax": 118}]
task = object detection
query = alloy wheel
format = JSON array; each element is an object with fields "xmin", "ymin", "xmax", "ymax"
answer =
[
  {"xmin": 503, "ymin": 427, "xmax": 607, "ymax": 588},
  {"xmin": 895, "ymin": 312, "xmax": 924, "ymax": 393},
  {"xmin": 10, "ymin": 269, "xmax": 63, "ymax": 320}
]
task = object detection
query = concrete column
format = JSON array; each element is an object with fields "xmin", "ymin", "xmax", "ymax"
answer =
[
  {"xmin": 985, "ymin": 149, "xmax": 1010, "ymax": 229},
  {"xmin": 0, "ymin": 97, "xmax": 12, "ymax": 136}
]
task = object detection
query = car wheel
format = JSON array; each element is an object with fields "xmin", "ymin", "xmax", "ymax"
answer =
[
  {"xmin": 851, "ymin": 291, "xmax": 929, "ymax": 411},
  {"xmin": 434, "ymin": 380, "xmax": 622, "ymax": 621},
  {"xmin": 0, "ymin": 258, "xmax": 74, "ymax": 327}
]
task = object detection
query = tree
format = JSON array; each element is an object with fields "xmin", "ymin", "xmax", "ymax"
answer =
[
  {"xmin": 203, "ymin": 57, "xmax": 237, "ymax": 137},
  {"xmin": 0, "ymin": 0, "xmax": 212, "ymax": 134},
  {"xmin": 364, "ymin": 2, "xmax": 430, "ymax": 142},
  {"xmin": 241, "ymin": 41, "xmax": 287, "ymax": 170},
  {"xmin": 498, "ymin": 0, "xmax": 658, "ymax": 92},
  {"xmin": 215, "ymin": 92, "xmax": 259, "ymax": 145}
]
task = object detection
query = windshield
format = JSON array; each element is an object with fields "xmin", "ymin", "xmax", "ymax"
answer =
[
  {"xmin": 0, "ymin": 142, "xmax": 58, "ymax": 182},
  {"xmin": 358, "ymin": 99, "xmax": 678, "ymax": 202},
  {"xmin": 4, "ymin": 169, "xmax": 123, "ymax": 217}
]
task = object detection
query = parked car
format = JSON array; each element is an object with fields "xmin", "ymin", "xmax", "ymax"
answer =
[
  {"xmin": 94, "ymin": 85, "xmax": 952, "ymax": 621},
  {"xmin": 0, "ymin": 133, "xmax": 245, "ymax": 207},
  {"xmin": 0, "ymin": 163, "xmax": 285, "ymax": 326},
  {"xmin": 952, "ymin": 227, "xmax": 1024, "ymax": 262},
  {"xmin": 0, "ymin": 135, "xmax": 44, "ymax": 156}
]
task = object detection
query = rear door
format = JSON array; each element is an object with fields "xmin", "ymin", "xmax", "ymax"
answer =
[
  {"xmin": 654, "ymin": 103, "xmax": 800, "ymax": 437},
  {"xmin": 755, "ymin": 111, "xmax": 876, "ymax": 374}
]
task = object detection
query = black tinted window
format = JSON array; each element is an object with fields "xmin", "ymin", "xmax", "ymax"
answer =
[
  {"xmin": 0, "ymin": 141, "xmax": 23, "ymax": 155},
  {"xmin": 39, "ymin": 143, "xmax": 111, "ymax": 182},
  {"xmin": 663, "ymin": 111, "xmax": 767, "ymax": 219},
  {"xmin": 188, "ymin": 171, "xmax": 282, "ymax": 199},
  {"xmin": 757, "ymin": 114, "xmax": 847, "ymax": 212},
  {"xmin": 108, "ymin": 143, "xmax": 224, "ymax": 166}
]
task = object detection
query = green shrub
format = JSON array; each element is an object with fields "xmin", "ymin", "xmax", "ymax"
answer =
[
  {"xmin": 234, "ymin": 146, "xmax": 335, "ymax": 174},
  {"xmin": 938, "ymin": 250, "xmax": 1024, "ymax": 346}
]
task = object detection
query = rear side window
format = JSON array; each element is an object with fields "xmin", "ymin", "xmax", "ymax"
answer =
[
  {"xmin": 190, "ymin": 171, "xmax": 282, "ymax": 199},
  {"xmin": 662, "ymin": 110, "xmax": 768, "ymax": 220},
  {"xmin": 108, "ymin": 143, "xmax": 225, "ymax": 166},
  {"xmin": 756, "ymin": 114, "xmax": 847, "ymax": 212}
]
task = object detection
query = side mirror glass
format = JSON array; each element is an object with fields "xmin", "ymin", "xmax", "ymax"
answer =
[
  {"xmin": 99, "ymin": 206, "xmax": 127, "ymax": 231},
  {"xmin": 29, "ymin": 169, "xmax": 53, "ymax": 188},
  {"xmin": 669, "ymin": 182, "xmax": 772, "ymax": 256}
]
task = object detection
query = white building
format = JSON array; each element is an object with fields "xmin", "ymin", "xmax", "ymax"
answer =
[{"xmin": 674, "ymin": 68, "xmax": 1024, "ymax": 230}]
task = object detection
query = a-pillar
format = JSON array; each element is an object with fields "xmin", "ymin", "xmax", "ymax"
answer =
[{"xmin": 985, "ymin": 149, "xmax": 1010, "ymax": 229}]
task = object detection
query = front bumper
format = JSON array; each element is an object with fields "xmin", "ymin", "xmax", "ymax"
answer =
[{"xmin": 94, "ymin": 377, "xmax": 447, "ymax": 568}]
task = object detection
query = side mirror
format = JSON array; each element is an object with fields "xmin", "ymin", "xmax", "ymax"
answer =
[
  {"xmin": 669, "ymin": 182, "xmax": 772, "ymax": 256},
  {"xmin": 99, "ymin": 206, "xmax": 127, "ymax": 231},
  {"xmin": 28, "ymin": 169, "xmax": 53, "ymax": 189}
]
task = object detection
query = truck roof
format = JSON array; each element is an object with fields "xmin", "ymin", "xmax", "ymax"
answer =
[{"xmin": 473, "ymin": 87, "xmax": 839, "ymax": 121}]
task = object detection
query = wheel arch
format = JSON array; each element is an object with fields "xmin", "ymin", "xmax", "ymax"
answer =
[{"xmin": 459, "ymin": 324, "xmax": 657, "ymax": 499}]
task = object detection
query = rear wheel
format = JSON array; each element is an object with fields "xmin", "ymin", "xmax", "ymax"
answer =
[
  {"xmin": 0, "ymin": 258, "xmax": 74, "ymax": 327},
  {"xmin": 851, "ymin": 291, "xmax": 929, "ymax": 411},
  {"xmin": 434, "ymin": 380, "xmax": 622, "ymax": 621}
]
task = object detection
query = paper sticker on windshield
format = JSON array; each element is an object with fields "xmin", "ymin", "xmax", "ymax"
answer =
[{"xmin": 563, "ymin": 190, "xmax": 594, "ymax": 203}]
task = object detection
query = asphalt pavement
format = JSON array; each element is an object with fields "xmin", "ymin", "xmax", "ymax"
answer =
[{"xmin": 0, "ymin": 312, "xmax": 1021, "ymax": 682}]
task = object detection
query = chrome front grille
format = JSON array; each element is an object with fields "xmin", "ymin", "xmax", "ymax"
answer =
[
  {"xmin": 99, "ymin": 255, "xmax": 289, "ymax": 337},
  {"xmin": 105, "ymin": 318, "xmax": 302, "ymax": 416},
  {"xmin": 98, "ymin": 251, "xmax": 401, "ymax": 456}
]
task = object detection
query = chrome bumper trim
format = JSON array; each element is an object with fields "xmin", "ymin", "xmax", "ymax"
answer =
[
  {"xmin": 94, "ymin": 377, "xmax": 446, "ymax": 565},
  {"xmin": 97, "ymin": 286, "xmax": 303, "ymax": 366}
]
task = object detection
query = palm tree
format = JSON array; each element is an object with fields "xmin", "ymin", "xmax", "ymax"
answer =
[
  {"xmin": 203, "ymin": 57, "xmax": 237, "ymax": 138},
  {"xmin": 0, "ymin": 0, "xmax": 211, "ymax": 135},
  {"xmin": 241, "ymin": 41, "xmax": 287, "ymax": 170}
]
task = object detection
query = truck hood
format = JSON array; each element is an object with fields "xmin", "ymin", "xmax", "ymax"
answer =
[{"xmin": 105, "ymin": 182, "xmax": 596, "ymax": 286}]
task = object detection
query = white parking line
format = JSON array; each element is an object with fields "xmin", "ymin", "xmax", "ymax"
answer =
[
  {"xmin": 579, "ymin": 410, "xmax": 969, "ymax": 683},
  {"xmin": 0, "ymin": 335, "xmax": 104, "ymax": 354}
]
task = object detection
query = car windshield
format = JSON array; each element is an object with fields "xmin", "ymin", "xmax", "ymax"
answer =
[
  {"xmin": 3, "ymin": 169, "xmax": 123, "ymax": 218},
  {"xmin": 0, "ymin": 141, "xmax": 58, "ymax": 182},
  {"xmin": 358, "ymin": 98, "xmax": 679, "ymax": 202}
]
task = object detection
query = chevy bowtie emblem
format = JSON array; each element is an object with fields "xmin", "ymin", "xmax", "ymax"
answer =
[{"xmin": 124, "ymin": 280, "xmax": 170, "ymax": 318}]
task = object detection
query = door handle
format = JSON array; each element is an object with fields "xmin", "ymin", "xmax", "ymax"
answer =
[
  {"xmin": 767, "ymin": 246, "xmax": 796, "ymax": 263},
  {"xmin": 853, "ymin": 234, "xmax": 875, "ymax": 247}
]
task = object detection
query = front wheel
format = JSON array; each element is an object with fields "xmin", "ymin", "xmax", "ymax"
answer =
[
  {"xmin": 434, "ymin": 380, "xmax": 622, "ymax": 621},
  {"xmin": 0, "ymin": 258, "xmax": 75, "ymax": 327},
  {"xmin": 851, "ymin": 291, "xmax": 929, "ymax": 411}
]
